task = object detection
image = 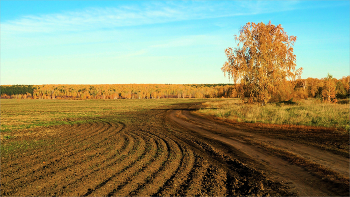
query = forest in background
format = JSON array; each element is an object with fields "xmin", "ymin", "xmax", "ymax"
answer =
[{"xmin": 1, "ymin": 76, "xmax": 349, "ymax": 103}]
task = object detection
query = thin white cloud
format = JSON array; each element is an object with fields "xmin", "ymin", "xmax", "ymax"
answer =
[
  {"xmin": 1, "ymin": 1, "xmax": 302, "ymax": 34},
  {"xmin": 150, "ymin": 35, "xmax": 226, "ymax": 49}
]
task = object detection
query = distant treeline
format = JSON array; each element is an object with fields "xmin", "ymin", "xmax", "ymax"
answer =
[
  {"xmin": 0, "ymin": 84, "xmax": 236, "ymax": 100},
  {"xmin": 1, "ymin": 76, "xmax": 349, "ymax": 102},
  {"xmin": 1, "ymin": 85, "xmax": 34, "ymax": 96}
]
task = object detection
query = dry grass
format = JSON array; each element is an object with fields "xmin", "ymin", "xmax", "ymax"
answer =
[{"xmin": 199, "ymin": 98, "xmax": 349, "ymax": 131}]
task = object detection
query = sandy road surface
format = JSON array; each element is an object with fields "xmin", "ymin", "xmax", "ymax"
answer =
[{"xmin": 167, "ymin": 108, "xmax": 349, "ymax": 196}]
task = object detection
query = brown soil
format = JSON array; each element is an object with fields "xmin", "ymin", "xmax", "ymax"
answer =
[
  {"xmin": 1, "ymin": 102, "xmax": 348, "ymax": 196},
  {"xmin": 168, "ymin": 103, "xmax": 349, "ymax": 196}
]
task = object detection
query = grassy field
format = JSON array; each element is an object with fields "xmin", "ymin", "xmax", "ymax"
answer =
[
  {"xmin": 198, "ymin": 98, "xmax": 349, "ymax": 131},
  {"xmin": 0, "ymin": 99, "xmax": 207, "ymax": 134},
  {"xmin": 0, "ymin": 99, "xmax": 207, "ymax": 154},
  {"xmin": 0, "ymin": 99, "xmax": 229, "ymax": 155}
]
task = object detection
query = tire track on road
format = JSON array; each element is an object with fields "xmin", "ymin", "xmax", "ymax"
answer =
[{"xmin": 168, "ymin": 109, "xmax": 347, "ymax": 196}]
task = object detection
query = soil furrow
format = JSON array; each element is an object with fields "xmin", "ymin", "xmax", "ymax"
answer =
[
  {"xmin": 64, "ymin": 132, "xmax": 147, "ymax": 196},
  {"xmin": 156, "ymin": 144, "xmax": 196, "ymax": 196},
  {"xmin": 47, "ymin": 133, "xmax": 129, "ymax": 196},
  {"xmin": 1, "ymin": 122, "xmax": 106, "ymax": 178},
  {"xmin": 1, "ymin": 122, "xmax": 95, "ymax": 171},
  {"xmin": 183, "ymin": 156, "xmax": 210, "ymax": 196},
  {"xmin": 6, "ymin": 122, "xmax": 122, "ymax": 196},
  {"xmin": 12, "ymin": 132, "xmax": 126, "ymax": 196},
  {"xmin": 1, "ymin": 122, "xmax": 110, "ymax": 195},
  {"xmin": 3, "ymin": 122, "xmax": 114, "ymax": 183},
  {"xmin": 131, "ymin": 136, "xmax": 183, "ymax": 196},
  {"xmin": 52, "ymin": 133, "xmax": 135, "ymax": 196},
  {"xmin": 102, "ymin": 135, "xmax": 167, "ymax": 196},
  {"xmin": 81, "ymin": 133, "xmax": 155, "ymax": 196}
]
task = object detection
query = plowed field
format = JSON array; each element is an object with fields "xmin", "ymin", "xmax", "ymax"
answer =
[{"xmin": 1, "ymin": 101, "xmax": 349, "ymax": 196}]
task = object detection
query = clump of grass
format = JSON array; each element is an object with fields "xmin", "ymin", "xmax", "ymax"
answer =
[
  {"xmin": 199, "ymin": 98, "xmax": 349, "ymax": 130},
  {"xmin": 3, "ymin": 135, "xmax": 14, "ymax": 140},
  {"xmin": 1, "ymin": 139, "xmax": 48, "ymax": 155},
  {"xmin": 0, "ymin": 128, "xmax": 12, "ymax": 133}
]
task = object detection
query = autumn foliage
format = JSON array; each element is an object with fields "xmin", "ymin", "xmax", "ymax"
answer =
[
  {"xmin": 0, "ymin": 84, "xmax": 235, "ymax": 100},
  {"xmin": 0, "ymin": 77, "xmax": 348, "ymax": 102},
  {"xmin": 322, "ymin": 74, "xmax": 337, "ymax": 103},
  {"xmin": 222, "ymin": 21, "xmax": 303, "ymax": 104}
]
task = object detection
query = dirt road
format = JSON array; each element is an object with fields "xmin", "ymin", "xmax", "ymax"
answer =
[{"xmin": 167, "ymin": 105, "xmax": 349, "ymax": 196}]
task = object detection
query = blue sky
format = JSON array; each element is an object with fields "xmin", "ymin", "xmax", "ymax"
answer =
[{"xmin": 1, "ymin": 0, "xmax": 349, "ymax": 85}]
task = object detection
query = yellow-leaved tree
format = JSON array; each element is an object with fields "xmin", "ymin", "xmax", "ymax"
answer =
[
  {"xmin": 222, "ymin": 21, "xmax": 303, "ymax": 105},
  {"xmin": 322, "ymin": 73, "xmax": 337, "ymax": 103}
]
